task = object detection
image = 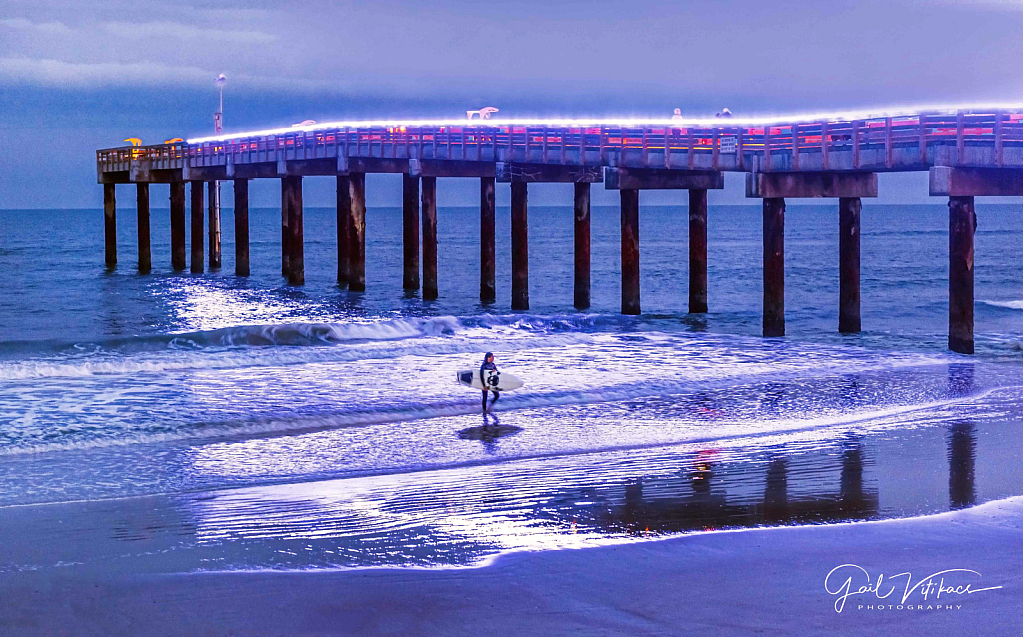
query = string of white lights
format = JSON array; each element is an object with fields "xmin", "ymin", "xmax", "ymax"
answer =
[{"xmin": 185, "ymin": 101, "xmax": 1023, "ymax": 145}]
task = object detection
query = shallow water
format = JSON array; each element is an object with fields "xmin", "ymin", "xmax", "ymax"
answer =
[{"xmin": 0, "ymin": 203, "xmax": 1020, "ymax": 571}]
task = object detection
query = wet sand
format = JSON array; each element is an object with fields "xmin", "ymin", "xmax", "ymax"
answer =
[{"xmin": 3, "ymin": 496, "xmax": 1019, "ymax": 636}]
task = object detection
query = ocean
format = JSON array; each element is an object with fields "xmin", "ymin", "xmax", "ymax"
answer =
[{"xmin": 0, "ymin": 202, "xmax": 1021, "ymax": 572}]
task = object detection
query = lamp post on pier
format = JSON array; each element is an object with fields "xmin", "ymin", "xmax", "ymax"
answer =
[{"xmin": 209, "ymin": 73, "xmax": 226, "ymax": 269}]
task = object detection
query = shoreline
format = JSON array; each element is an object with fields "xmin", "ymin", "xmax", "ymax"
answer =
[{"xmin": 4, "ymin": 496, "xmax": 1020, "ymax": 636}]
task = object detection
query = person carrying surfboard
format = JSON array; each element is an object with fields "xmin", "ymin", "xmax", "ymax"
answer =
[{"xmin": 480, "ymin": 352, "xmax": 500, "ymax": 413}]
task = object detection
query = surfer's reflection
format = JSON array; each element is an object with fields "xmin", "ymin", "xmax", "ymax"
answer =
[{"xmin": 457, "ymin": 414, "xmax": 523, "ymax": 454}]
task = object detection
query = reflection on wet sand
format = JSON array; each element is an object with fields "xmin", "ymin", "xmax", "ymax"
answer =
[
  {"xmin": 457, "ymin": 415, "xmax": 524, "ymax": 454},
  {"xmin": 946, "ymin": 363, "xmax": 977, "ymax": 510},
  {"xmin": 569, "ymin": 442, "xmax": 878, "ymax": 536}
]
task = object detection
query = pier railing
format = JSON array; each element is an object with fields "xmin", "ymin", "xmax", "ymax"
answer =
[{"xmin": 98, "ymin": 110, "xmax": 1023, "ymax": 177}]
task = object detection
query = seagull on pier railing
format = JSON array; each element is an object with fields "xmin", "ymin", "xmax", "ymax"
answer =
[
  {"xmin": 466, "ymin": 107, "xmax": 499, "ymax": 120},
  {"xmin": 292, "ymin": 120, "xmax": 317, "ymax": 127}
]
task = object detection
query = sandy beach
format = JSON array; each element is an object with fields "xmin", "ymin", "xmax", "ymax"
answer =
[{"xmin": 3, "ymin": 496, "xmax": 1019, "ymax": 636}]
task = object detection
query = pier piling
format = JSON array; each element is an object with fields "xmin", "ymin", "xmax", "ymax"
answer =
[
  {"xmin": 280, "ymin": 180, "xmax": 289, "ymax": 276},
  {"xmin": 169, "ymin": 183, "xmax": 186, "ymax": 271},
  {"xmin": 403, "ymin": 175, "xmax": 421, "ymax": 290},
  {"xmin": 421, "ymin": 176, "xmax": 438, "ymax": 300},
  {"xmin": 337, "ymin": 176, "xmax": 351, "ymax": 286},
  {"xmin": 190, "ymin": 182, "xmax": 204, "ymax": 273},
  {"xmin": 574, "ymin": 182, "xmax": 591, "ymax": 309},
  {"xmin": 348, "ymin": 172, "xmax": 367, "ymax": 292},
  {"xmin": 511, "ymin": 182, "xmax": 529, "ymax": 310},
  {"xmin": 284, "ymin": 176, "xmax": 304, "ymax": 285},
  {"xmin": 234, "ymin": 179, "xmax": 249, "ymax": 276},
  {"xmin": 948, "ymin": 196, "xmax": 976, "ymax": 354},
  {"xmin": 688, "ymin": 188, "xmax": 708, "ymax": 313},
  {"xmin": 208, "ymin": 181, "xmax": 221, "ymax": 270},
  {"xmin": 838, "ymin": 197, "xmax": 861, "ymax": 333},
  {"xmin": 136, "ymin": 183, "xmax": 151, "ymax": 273},
  {"xmin": 480, "ymin": 177, "xmax": 497, "ymax": 304},
  {"xmin": 763, "ymin": 197, "xmax": 785, "ymax": 337},
  {"xmin": 621, "ymin": 188, "xmax": 641, "ymax": 315},
  {"xmin": 103, "ymin": 183, "xmax": 116, "ymax": 267}
]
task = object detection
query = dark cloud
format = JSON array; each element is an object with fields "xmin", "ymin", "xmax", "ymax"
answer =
[{"xmin": 1, "ymin": 0, "xmax": 1021, "ymax": 207}]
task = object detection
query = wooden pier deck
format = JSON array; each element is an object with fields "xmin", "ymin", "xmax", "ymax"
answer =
[{"xmin": 95, "ymin": 107, "xmax": 1023, "ymax": 354}]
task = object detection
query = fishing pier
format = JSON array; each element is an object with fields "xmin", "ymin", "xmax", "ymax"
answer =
[{"xmin": 95, "ymin": 108, "xmax": 1023, "ymax": 354}]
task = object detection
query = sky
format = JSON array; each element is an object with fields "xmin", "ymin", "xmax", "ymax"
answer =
[{"xmin": 2, "ymin": 0, "xmax": 1023, "ymax": 209}]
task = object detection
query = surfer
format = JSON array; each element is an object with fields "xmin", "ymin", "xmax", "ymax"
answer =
[{"xmin": 480, "ymin": 352, "xmax": 500, "ymax": 413}]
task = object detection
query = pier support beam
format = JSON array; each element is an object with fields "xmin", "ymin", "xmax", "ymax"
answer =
[
  {"xmin": 337, "ymin": 176, "xmax": 351, "ymax": 287},
  {"xmin": 283, "ymin": 176, "xmax": 304, "ymax": 285},
  {"xmin": 208, "ymin": 181, "xmax": 221, "ymax": 270},
  {"xmin": 763, "ymin": 197, "xmax": 785, "ymax": 337},
  {"xmin": 574, "ymin": 182, "xmax": 591, "ymax": 310},
  {"xmin": 136, "ymin": 183, "xmax": 151, "ymax": 273},
  {"xmin": 511, "ymin": 182, "xmax": 529, "ymax": 310},
  {"xmin": 234, "ymin": 179, "xmax": 249, "ymax": 277},
  {"xmin": 620, "ymin": 189, "xmax": 641, "ymax": 315},
  {"xmin": 929, "ymin": 167, "xmax": 1023, "ymax": 354},
  {"xmin": 280, "ymin": 180, "xmax": 289, "ymax": 277},
  {"xmin": 747, "ymin": 172, "xmax": 877, "ymax": 338},
  {"xmin": 480, "ymin": 177, "xmax": 496, "ymax": 305},
  {"xmin": 170, "ymin": 183, "xmax": 186, "ymax": 271},
  {"xmin": 838, "ymin": 197, "xmax": 861, "ymax": 333},
  {"xmin": 348, "ymin": 173, "xmax": 367, "ymax": 292},
  {"xmin": 421, "ymin": 176, "xmax": 438, "ymax": 300},
  {"xmin": 103, "ymin": 183, "xmax": 116, "ymax": 267},
  {"xmin": 688, "ymin": 188, "xmax": 708, "ymax": 313},
  {"xmin": 403, "ymin": 174, "xmax": 420, "ymax": 291},
  {"xmin": 948, "ymin": 196, "xmax": 976, "ymax": 354},
  {"xmin": 190, "ymin": 182, "xmax": 203, "ymax": 273}
]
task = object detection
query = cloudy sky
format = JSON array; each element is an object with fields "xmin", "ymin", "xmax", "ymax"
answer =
[{"xmin": 2, "ymin": 0, "xmax": 1023, "ymax": 208}]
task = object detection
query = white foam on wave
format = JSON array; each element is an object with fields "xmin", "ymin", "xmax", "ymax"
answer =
[
  {"xmin": 0, "ymin": 352, "xmax": 967, "ymax": 457},
  {"xmin": 0, "ymin": 330, "xmax": 598, "ymax": 382},
  {"xmin": 979, "ymin": 299, "xmax": 1023, "ymax": 310}
]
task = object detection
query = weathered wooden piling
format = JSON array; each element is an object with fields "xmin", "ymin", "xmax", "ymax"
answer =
[
  {"xmin": 337, "ymin": 176, "xmax": 351, "ymax": 286},
  {"xmin": 838, "ymin": 197, "xmax": 861, "ymax": 333},
  {"xmin": 169, "ymin": 182, "xmax": 186, "ymax": 271},
  {"xmin": 103, "ymin": 183, "xmax": 116, "ymax": 267},
  {"xmin": 948, "ymin": 196, "xmax": 976, "ymax": 354},
  {"xmin": 234, "ymin": 179, "xmax": 249, "ymax": 276},
  {"xmin": 284, "ymin": 175, "xmax": 304, "ymax": 285},
  {"xmin": 480, "ymin": 177, "xmax": 497, "ymax": 304},
  {"xmin": 620, "ymin": 189, "xmax": 641, "ymax": 315},
  {"xmin": 280, "ymin": 180, "xmax": 289, "ymax": 276},
  {"xmin": 208, "ymin": 181, "xmax": 222, "ymax": 270},
  {"xmin": 511, "ymin": 182, "xmax": 529, "ymax": 310},
  {"xmin": 348, "ymin": 172, "xmax": 367, "ymax": 292},
  {"xmin": 421, "ymin": 176, "xmax": 438, "ymax": 300},
  {"xmin": 688, "ymin": 188, "xmax": 708, "ymax": 313},
  {"xmin": 136, "ymin": 183, "xmax": 151, "ymax": 273},
  {"xmin": 190, "ymin": 182, "xmax": 204, "ymax": 273},
  {"xmin": 763, "ymin": 197, "xmax": 785, "ymax": 337},
  {"xmin": 574, "ymin": 182, "xmax": 591, "ymax": 309},
  {"xmin": 403, "ymin": 174, "xmax": 420, "ymax": 290}
]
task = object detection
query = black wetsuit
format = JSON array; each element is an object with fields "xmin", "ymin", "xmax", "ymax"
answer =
[{"xmin": 480, "ymin": 359, "xmax": 500, "ymax": 411}]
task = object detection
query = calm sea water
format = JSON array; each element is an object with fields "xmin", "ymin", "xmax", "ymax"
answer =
[{"xmin": 0, "ymin": 203, "xmax": 1021, "ymax": 572}]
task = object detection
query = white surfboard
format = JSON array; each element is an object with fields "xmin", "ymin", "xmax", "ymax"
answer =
[{"xmin": 456, "ymin": 368, "xmax": 524, "ymax": 392}]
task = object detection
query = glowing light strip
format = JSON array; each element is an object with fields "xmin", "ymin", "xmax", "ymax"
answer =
[{"xmin": 185, "ymin": 101, "xmax": 1023, "ymax": 145}]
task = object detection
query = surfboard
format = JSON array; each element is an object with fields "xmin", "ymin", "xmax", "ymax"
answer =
[{"xmin": 456, "ymin": 368, "xmax": 524, "ymax": 392}]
